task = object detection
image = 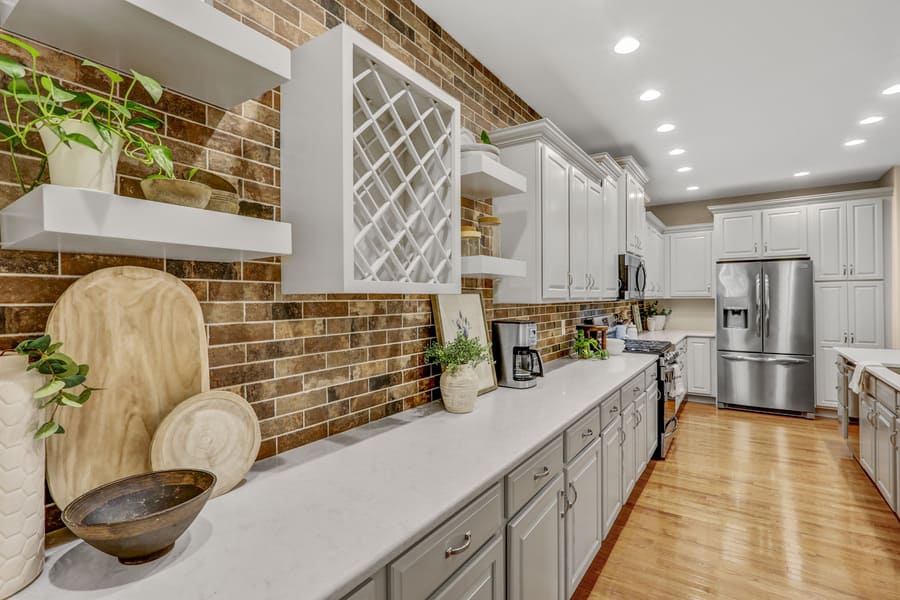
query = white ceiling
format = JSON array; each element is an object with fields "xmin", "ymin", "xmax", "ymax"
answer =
[{"xmin": 417, "ymin": 0, "xmax": 900, "ymax": 204}]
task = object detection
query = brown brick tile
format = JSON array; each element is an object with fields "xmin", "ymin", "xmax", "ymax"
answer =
[
  {"xmin": 274, "ymin": 318, "xmax": 325, "ymax": 338},
  {"xmin": 303, "ymin": 366, "xmax": 349, "ymax": 390},
  {"xmin": 257, "ymin": 438, "xmax": 277, "ymax": 459},
  {"xmin": 304, "ymin": 399, "xmax": 349, "ymax": 426},
  {"xmin": 350, "ymin": 390, "xmax": 387, "ymax": 412},
  {"xmin": 202, "ymin": 302, "xmax": 244, "ymax": 324},
  {"xmin": 209, "ymin": 281, "xmax": 274, "ymax": 301},
  {"xmin": 209, "ymin": 344, "xmax": 245, "ymax": 367},
  {"xmin": 304, "ymin": 334, "xmax": 350, "ymax": 353},
  {"xmin": 304, "ymin": 301, "xmax": 349, "ymax": 318},
  {"xmin": 251, "ymin": 399, "xmax": 276, "ymax": 421},
  {"xmin": 327, "ymin": 380, "xmax": 367, "ymax": 402},
  {"xmin": 0, "ymin": 250, "xmax": 58, "ymax": 275},
  {"xmin": 328, "ymin": 411, "xmax": 369, "ymax": 435},
  {"xmin": 247, "ymin": 339, "xmax": 302, "ymax": 362},
  {"xmin": 369, "ymin": 372, "xmax": 402, "ymax": 392},
  {"xmin": 167, "ymin": 260, "xmax": 240, "ymax": 281},
  {"xmin": 0, "ymin": 276, "xmax": 74, "ymax": 304},
  {"xmin": 0, "ymin": 305, "xmax": 51, "ymax": 335},
  {"xmin": 275, "ymin": 353, "xmax": 327, "ymax": 377},
  {"xmin": 57, "ymin": 254, "xmax": 165, "ymax": 276},
  {"xmin": 277, "ymin": 423, "xmax": 327, "ymax": 452},
  {"xmin": 243, "ymin": 261, "xmax": 281, "ymax": 282},
  {"xmin": 246, "ymin": 374, "xmax": 304, "ymax": 402},
  {"xmin": 210, "ymin": 361, "xmax": 274, "ymax": 388},
  {"xmin": 276, "ymin": 388, "xmax": 326, "ymax": 415},
  {"xmin": 209, "ymin": 322, "xmax": 273, "ymax": 345}
]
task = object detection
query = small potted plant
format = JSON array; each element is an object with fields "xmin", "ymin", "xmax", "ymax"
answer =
[
  {"xmin": 0, "ymin": 335, "xmax": 94, "ymax": 598},
  {"xmin": 643, "ymin": 302, "xmax": 672, "ymax": 331},
  {"xmin": 425, "ymin": 333, "xmax": 492, "ymax": 414},
  {"xmin": 141, "ymin": 166, "xmax": 213, "ymax": 209},
  {"xmin": 0, "ymin": 33, "xmax": 173, "ymax": 194},
  {"xmin": 572, "ymin": 330, "xmax": 609, "ymax": 360}
]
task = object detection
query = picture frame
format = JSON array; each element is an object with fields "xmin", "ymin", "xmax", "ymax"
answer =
[{"xmin": 431, "ymin": 292, "xmax": 497, "ymax": 395}]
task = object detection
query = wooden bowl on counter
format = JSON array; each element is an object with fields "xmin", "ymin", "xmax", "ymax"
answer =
[{"xmin": 61, "ymin": 469, "xmax": 216, "ymax": 565}]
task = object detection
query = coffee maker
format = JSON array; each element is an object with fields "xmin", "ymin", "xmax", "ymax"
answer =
[{"xmin": 492, "ymin": 320, "xmax": 544, "ymax": 389}]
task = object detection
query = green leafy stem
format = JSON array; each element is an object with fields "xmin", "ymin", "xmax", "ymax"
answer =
[
  {"xmin": 425, "ymin": 333, "xmax": 492, "ymax": 375},
  {"xmin": 6, "ymin": 335, "xmax": 97, "ymax": 440},
  {"xmin": 0, "ymin": 33, "xmax": 174, "ymax": 194}
]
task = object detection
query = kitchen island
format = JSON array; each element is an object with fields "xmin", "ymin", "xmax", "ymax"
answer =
[{"xmin": 20, "ymin": 354, "xmax": 656, "ymax": 600}]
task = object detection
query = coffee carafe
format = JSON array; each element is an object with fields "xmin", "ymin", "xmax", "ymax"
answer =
[{"xmin": 493, "ymin": 320, "xmax": 544, "ymax": 389}]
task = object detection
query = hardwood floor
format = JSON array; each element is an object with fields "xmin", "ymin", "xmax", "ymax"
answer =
[{"xmin": 574, "ymin": 402, "xmax": 900, "ymax": 600}]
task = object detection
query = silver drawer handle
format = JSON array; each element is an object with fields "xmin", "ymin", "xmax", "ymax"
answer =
[
  {"xmin": 533, "ymin": 466, "xmax": 551, "ymax": 481},
  {"xmin": 581, "ymin": 429, "xmax": 594, "ymax": 438},
  {"xmin": 445, "ymin": 531, "xmax": 472, "ymax": 557},
  {"xmin": 633, "ymin": 386, "xmax": 642, "ymax": 392},
  {"xmin": 610, "ymin": 405, "xmax": 619, "ymax": 413},
  {"xmin": 566, "ymin": 482, "xmax": 578, "ymax": 511}
]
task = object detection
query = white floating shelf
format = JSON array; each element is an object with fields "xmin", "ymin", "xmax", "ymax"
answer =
[
  {"xmin": 460, "ymin": 152, "xmax": 527, "ymax": 201},
  {"xmin": 0, "ymin": 0, "xmax": 291, "ymax": 108},
  {"xmin": 461, "ymin": 255, "xmax": 526, "ymax": 278},
  {"xmin": 0, "ymin": 185, "xmax": 292, "ymax": 262}
]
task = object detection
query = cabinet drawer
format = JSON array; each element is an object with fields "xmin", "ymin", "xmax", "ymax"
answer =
[
  {"xmin": 644, "ymin": 365, "xmax": 657, "ymax": 386},
  {"xmin": 600, "ymin": 391, "xmax": 622, "ymax": 430},
  {"xmin": 343, "ymin": 580, "xmax": 376, "ymax": 600},
  {"xmin": 431, "ymin": 533, "xmax": 504, "ymax": 600},
  {"xmin": 506, "ymin": 436, "xmax": 564, "ymax": 516},
  {"xmin": 564, "ymin": 408, "xmax": 601, "ymax": 463},
  {"xmin": 874, "ymin": 376, "xmax": 898, "ymax": 411},
  {"xmin": 389, "ymin": 484, "xmax": 503, "ymax": 600},
  {"xmin": 621, "ymin": 373, "xmax": 645, "ymax": 406}
]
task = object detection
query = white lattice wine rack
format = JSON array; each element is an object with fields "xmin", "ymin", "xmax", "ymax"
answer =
[{"xmin": 281, "ymin": 25, "xmax": 461, "ymax": 294}]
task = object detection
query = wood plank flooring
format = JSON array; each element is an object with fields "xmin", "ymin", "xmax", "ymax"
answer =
[{"xmin": 574, "ymin": 402, "xmax": 900, "ymax": 600}]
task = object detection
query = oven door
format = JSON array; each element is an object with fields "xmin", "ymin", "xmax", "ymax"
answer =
[{"xmin": 661, "ymin": 364, "xmax": 680, "ymax": 457}]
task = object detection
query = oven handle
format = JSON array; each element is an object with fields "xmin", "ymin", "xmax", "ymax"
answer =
[{"xmin": 663, "ymin": 416, "xmax": 678, "ymax": 437}]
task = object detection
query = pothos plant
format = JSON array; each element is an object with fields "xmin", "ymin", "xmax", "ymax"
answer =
[
  {"xmin": 8, "ymin": 335, "xmax": 96, "ymax": 440},
  {"xmin": 424, "ymin": 334, "xmax": 492, "ymax": 375},
  {"xmin": 0, "ymin": 33, "xmax": 175, "ymax": 193},
  {"xmin": 573, "ymin": 330, "xmax": 608, "ymax": 360}
]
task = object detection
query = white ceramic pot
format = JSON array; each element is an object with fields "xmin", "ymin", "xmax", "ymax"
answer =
[
  {"xmin": 440, "ymin": 365, "xmax": 479, "ymax": 414},
  {"xmin": 38, "ymin": 119, "xmax": 124, "ymax": 193},
  {"xmin": 0, "ymin": 355, "xmax": 45, "ymax": 598},
  {"xmin": 657, "ymin": 315, "xmax": 667, "ymax": 330},
  {"xmin": 646, "ymin": 317, "xmax": 660, "ymax": 332}
]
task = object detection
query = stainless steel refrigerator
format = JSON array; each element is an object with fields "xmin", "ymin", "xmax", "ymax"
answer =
[{"xmin": 716, "ymin": 259, "xmax": 815, "ymax": 416}]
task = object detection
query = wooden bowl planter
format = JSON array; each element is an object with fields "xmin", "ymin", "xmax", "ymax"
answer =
[
  {"xmin": 191, "ymin": 171, "xmax": 240, "ymax": 214},
  {"xmin": 140, "ymin": 179, "xmax": 212, "ymax": 209},
  {"xmin": 62, "ymin": 469, "xmax": 216, "ymax": 565}
]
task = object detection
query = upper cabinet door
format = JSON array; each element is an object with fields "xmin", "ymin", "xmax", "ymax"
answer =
[
  {"xmin": 634, "ymin": 185, "xmax": 646, "ymax": 257},
  {"xmin": 669, "ymin": 231, "xmax": 712, "ymax": 297},
  {"xmin": 808, "ymin": 203, "xmax": 848, "ymax": 281},
  {"xmin": 541, "ymin": 145, "xmax": 571, "ymax": 299},
  {"xmin": 762, "ymin": 206, "xmax": 808, "ymax": 257},
  {"xmin": 847, "ymin": 199, "xmax": 884, "ymax": 280},
  {"xmin": 601, "ymin": 178, "xmax": 620, "ymax": 299},
  {"xmin": 586, "ymin": 180, "xmax": 605, "ymax": 298},
  {"xmin": 848, "ymin": 281, "xmax": 884, "ymax": 348},
  {"xmin": 624, "ymin": 174, "xmax": 640, "ymax": 255},
  {"xmin": 814, "ymin": 282, "xmax": 849, "ymax": 346},
  {"xmin": 714, "ymin": 211, "xmax": 761, "ymax": 260},
  {"xmin": 568, "ymin": 167, "xmax": 590, "ymax": 298}
]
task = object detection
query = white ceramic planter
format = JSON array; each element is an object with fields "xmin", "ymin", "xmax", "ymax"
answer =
[
  {"xmin": 38, "ymin": 119, "xmax": 124, "ymax": 193},
  {"xmin": 0, "ymin": 355, "xmax": 45, "ymax": 599},
  {"xmin": 656, "ymin": 315, "xmax": 667, "ymax": 330},
  {"xmin": 440, "ymin": 365, "xmax": 479, "ymax": 414}
]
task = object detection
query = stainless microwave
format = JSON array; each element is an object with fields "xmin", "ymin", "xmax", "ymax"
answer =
[{"xmin": 618, "ymin": 253, "xmax": 646, "ymax": 300}]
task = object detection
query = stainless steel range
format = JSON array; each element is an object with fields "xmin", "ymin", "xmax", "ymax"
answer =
[{"xmin": 623, "ymin": 338, "xmax": 684, "ymax": 459}]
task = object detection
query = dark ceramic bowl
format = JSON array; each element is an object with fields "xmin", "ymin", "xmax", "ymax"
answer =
[{"xmin": 62, "ymin": 469, "xmax": 216, "ymax": 565}]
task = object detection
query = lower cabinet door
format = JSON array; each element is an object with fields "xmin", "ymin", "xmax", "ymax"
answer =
[
  {"xmin": 621, "ymin": 402, "xmax": 637, "ymax": 499},
  {"xmin": 601, "ymin": 420, "xmax": 622, "ymax": 539},
  {"xmin": 564, "ymin": 440, "xmax": 602, "ymax": 598},
  {"xmin": 859, "ymin": 394, "xmax": 876, "ymax": 479},
  {"xmin": 507, "ymin": 473, "xmax": 565, "ymax": 600},
  {"xmin": 645, "ymin": 383, "xmax": 659, "ymax": 459},
  {"xmin": 634, "ymin": 393, "xmax": 648, "ymax": 475},
  {"xmin": 895, "ymin": 416, "xmax": 900, "ymax": 519},
  {"xmin": 874, "ymin": 402, "xmax": 896, "ymax": 510},
  {"xmin": 431, "ymin": 534, "xmax": 505, "ymax": 600}
]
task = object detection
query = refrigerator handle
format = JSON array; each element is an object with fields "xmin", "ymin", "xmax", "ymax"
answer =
[
  {"xmin": 754, "ymin": 273, "xmax": 762, "ymax": 337},
  {"xmin": 764, "ymin": 273, "xmax": 770, "ymax": 338}
]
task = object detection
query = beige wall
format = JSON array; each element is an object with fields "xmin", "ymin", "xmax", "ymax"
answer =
[
  {"xmin": 878, "ymin": 168, "xmax": 898, "ymax": 348},
  {"xmin": 649, "ymin": 181, "xmax": 883, "ymax": 226},
  {"xmin": 659, "ymin": 299, "xmax": 716, "ymax": 331}
]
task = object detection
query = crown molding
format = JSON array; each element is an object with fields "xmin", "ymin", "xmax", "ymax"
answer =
[
  {"xmin": 614, "ymin": 155, "xmax": 649, "ymax": 186},
  {"xmin": 645, "ymin": 211, "xmax": 666, "ymax": 232},
  {"xmin": 664, "ymin": 223, "xmax": 714, "ymax": 234},
  {"xmin": 707, "ymin": 186, "xmax": 893, "ymax": 214}
]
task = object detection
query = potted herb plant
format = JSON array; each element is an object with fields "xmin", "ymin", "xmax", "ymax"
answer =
[
  {"xmin": 572, "ymin": 330, "xmax": 609, "ymax": 360},
  {"xmin": 643, "ymin": 302, "xmax": 672, "ymax": 331},
  {"xmin": 425, "ymin": 333, "xmax": 492, "ymax": 414},
  {"xmin": 0, "ymin": 335, "xmax": 94, "ymax": 598},
  {"xmin": 141, "ymin": 166, "xmax": 213, "ymax": 209},
  {"xmin": 0, "ymin": 33, "xmax": 174, "ymax": 194}
]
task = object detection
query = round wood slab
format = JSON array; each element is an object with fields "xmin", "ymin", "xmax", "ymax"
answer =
[
  {"xmin": 151, "ymin": 391, "xmax": 260, "ymax": 498},
  {"xmin": 45, "ymin": 266, "xmax": 209, "ymax": 509}
]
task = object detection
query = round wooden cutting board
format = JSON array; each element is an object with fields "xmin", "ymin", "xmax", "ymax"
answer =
[
  {"xmin": 45, "ymin": 266, "xmax": 209, "ymax": 509},
  {"xmin": 150, "ymin": 391, "xmax": 260, "ymax": 498}
]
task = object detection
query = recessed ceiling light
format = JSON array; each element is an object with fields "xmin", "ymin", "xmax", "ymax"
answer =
[
  {"xmin": 686, "ymin": 186, "xmax": 699, "ymax": 191},
  {"xmin": 881, "ymin": 84, "xmax": 900, "ymax": 95},
  {"xmin": 614, "ymin": 37, "xmax": 640, "ymax": 54},
  {"xmin": 859, "ymin": 116, "xmax": 884, "ymax": 125},
  {"xmin": 640, "ymin": 89, "xmax": 661, "ymax": 101},
  {"xmin": 677, "ymin": 166, "xmax": 693, "ymax": 173},
  {"xmin": 793, "ymin": 171, "xmax": 810, "ymax": 177},
  {"xmin": 657, "ymin": 123, "xmax": 676, "ymax": 133},
  {"xmin": 844, "ymin": 139, "xmax": 866, "ymax": 147},
  {"xmin": 668, "ymin": 148, "xmax": 685, "ymax": 156}
]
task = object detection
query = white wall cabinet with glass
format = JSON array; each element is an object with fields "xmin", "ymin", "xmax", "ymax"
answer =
[
  {"xmin": 281, "ymin": 25, "xmax": 461, "ymax": 294},
  {"xmin": 490, "ymin": 120, "xmax": 622, "ymax": 303}
]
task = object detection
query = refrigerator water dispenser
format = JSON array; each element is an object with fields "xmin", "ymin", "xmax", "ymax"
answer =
[{"xmin": 723, "ymin": 306, "xmax": 748, "ymax": 329}]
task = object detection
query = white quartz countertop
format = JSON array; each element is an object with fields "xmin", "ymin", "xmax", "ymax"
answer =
[
  {"xmin": 19, "ymin": 354, "xmax": 656, "ymax": 600},
  {"xmin": 636, "ymin": 329, "xmax": 715, "ymax": 344},
  {"xmin": 834, "ymin": 346, "xmax": 900, "ymax": 391}
]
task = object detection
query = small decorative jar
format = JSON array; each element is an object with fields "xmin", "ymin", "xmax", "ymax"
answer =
[
  {"xmin": 477, "ymin": 215, "xmax": 502, "ymax": 257},
  {"xmin": 461, "ymin": 226, "xmax": 482, "ymax": 257}
]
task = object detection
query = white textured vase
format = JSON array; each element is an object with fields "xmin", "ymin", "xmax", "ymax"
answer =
[
  {"xmin": 38, "ymin": 119, "xmax": 124, "ymax": 193},
  {"xmin": 657, "ymin": 315, "xmax": 667, "ymax": 330},
  {"xmin": 440, "ymin": 365, "xmax": 479, "ymax": 414},
  {"xmin": 0, "ymin": 355, "xmax": 45, "ymax": 599}
]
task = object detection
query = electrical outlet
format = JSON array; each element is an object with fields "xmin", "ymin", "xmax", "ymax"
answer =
[{"xmin": 560, "ymin": 320, "xmax": 566, "ymax": 336}]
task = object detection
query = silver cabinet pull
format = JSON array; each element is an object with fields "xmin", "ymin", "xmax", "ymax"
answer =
[
  {"xmin": 842, "ymin": 265, "xmax": 847, "ymax": 276},
  {"xmin": 567, "ymin": 272, "xmax": 574, "ymax": 289},
  {"xmin": 890, "ymin": 431, "xmax": 897, "ymax": 449},
  {"xmin": 754, "ymin": 242, "xmax": 758, "ymax": 253},
  {"xmin": 843, "ymin": 332, "xmax": 848, "ymax": 343},
  {"xmin": 581, "ymin": 429, "xmax": 594, "ymax": 438},
  {"xmin": 445, "ymin": 531, "xmax": 472, "ymax": 557},
  {"xmin": 566, "ymin": 483, "xmax": 578, "ymax": 511},
  {"xmin": 609, "ymin": 405, "xmax": 619, "ymax": 413},
  {"xmin": 633, "ymin": 386, "xmax": 642, "ymax": 392},
  {"xmin": 619, "ymin": 428, "xmax": 625, "ymax": 445},
  {"xmin": 850, "ymin": 264, "xmax": 854, "ymax": 276},
  {"xmin": 533, "ymin": 466, "xmax": 551, "ymax": 481},
  {"xmin": 764, "ymin": 241, "xmax": 768, "ymax": 253},
  {"xmin": 850, "ymin": 333, "xmax": 855, "ymax": 344}
]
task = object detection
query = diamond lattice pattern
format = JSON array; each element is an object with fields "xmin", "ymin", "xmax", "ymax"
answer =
[{"xmin": 352, "ymin": 51, "xmax": 455, "ymax": 284}]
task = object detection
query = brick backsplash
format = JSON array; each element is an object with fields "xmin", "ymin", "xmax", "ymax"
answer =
[{"xmin": 0, "ymin": 1, "xmax": 637, "ymax": 531}]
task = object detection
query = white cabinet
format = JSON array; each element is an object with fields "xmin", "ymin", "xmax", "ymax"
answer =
[
  {"xmin": 686, "ymin": 337, "xmax": 713, "ymax": 396},
  {"xmin": 432, "ymin": 535, "xmax": 505, "ymax": 600},
  {"xmin": 568, "ymin": 167, "xmax": 590, "ymax": 298},
  {"xmin": 542, "ymin": 146, "xmax": 572, "ymax": 300},
  {"xmin": 848, "ymin": 282, "xmax": 885, "ymax": 347},
  {"xmin": 874, "ymin": 402, "xmax": 896, "ymax": 511},
  {"xmin": 761, "ymin": 206, "xmax": 808, "ymax": 257},
  {"xmin": 634, "ymin": 393, "xmax": 648, "ymax": 474},
  {"xmin": 507, "ymin": 473, "xmax": 565, "ymax": 600},
  {"xmin": 616, "ymin": 157, "xmax": 649, "ymax": 257},
  {"xmin": 586, "ymin": 180, "xmax": 606, "ymax": 299},
  {"xmin": 668, "ymin": 228, "xmax": 713, "ymax": 297},
  {"xmin": 643, "ymin": 216, "xmax": 666, "ymax": 298},
  {"xmin": 282, "ymin": 25, "xmax": 461, "ymax": 294},
  {"xmin": 645, "ymin": 381, "xmax": 659, "ymax": 460},
  {"xmin": 621, "ymin": 401, "xmax": 637, "ymax": 500},
  {"xmin": 600, "ymin": 420, "xmax": 622, "ymax": 539},
  {"xmin": 895, "ymin": 415, "xmax": 900, "ymax": 518},
  {"xmin": 715, "ymin": 211, "xmax": 761, "ymax": 259},
  {"xmin": 599, "ymin": 177, "xmax": 620, "ymax": 299},
  {"xmin": 809, "ymin": 198, "xmax": 884, "ymax": 281},
  {"xmin": 860, "ymin": 393, "xmax": 876, "ymax": 479},
  {"xmin": 564, "ymin": 440, "xmax": 602, "ymax": 598}
]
